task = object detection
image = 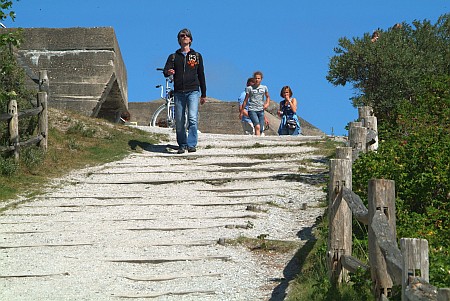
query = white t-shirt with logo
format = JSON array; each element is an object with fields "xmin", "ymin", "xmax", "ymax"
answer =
[{"xmin": 245, "ymin": 84, "xmax": 268, "ymax": 111}]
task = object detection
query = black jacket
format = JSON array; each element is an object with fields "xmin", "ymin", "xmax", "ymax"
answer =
[{"xmin": 163, "ymin": 48, "xmax": 206, "ymax": 98}]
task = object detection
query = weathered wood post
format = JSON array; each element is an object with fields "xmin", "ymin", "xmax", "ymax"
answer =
[
  {"xmin": 336, "ymin": 146, "xmax": 352, "ymax": 161},
  {"xmin": 401, "ymin": 238, "xmax": 429, "ymax": 301},
  {"xmin": 364, "ymin": 116, "xmax": 378, "ymax": 151},
  {"xmin": 438, "ymin": 288, "xmax": 450, "ymax": 301},
  {"xmin": 37, "ymin": 92, "xmax": 48, "ymax": 151},
  {"xmin": 39, "ymin": 70, "xmax": 49, "ymax": 92},
  {"xmin": 368, "ymin": 179, "xmax": 396, "ymax": 300},
  {"xmin": 359, "ymin": 106, "xmax": 378, "ymax": 152},
  {"xmin": 358, "ymin": 106, "xmax": 374, "ymax": 118},
  {"xmin": 348, "ymin": 121, "xmax": 366, "ymax": 161},
  {"xmin": 349, "ymin": 121, "xmax": 362, "ymax": 129},
  {"xmin": 8, "ymin": 99, "xmax": 19, "ymax": 162},
  {"xmin": 327, "ymin": 158, "xmax": 352, "ymax": 283}
]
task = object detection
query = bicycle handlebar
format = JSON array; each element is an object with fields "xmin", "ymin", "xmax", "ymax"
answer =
[{"xmin": 155, "ymin": 68, "xmax": 173, "ymax": 99}]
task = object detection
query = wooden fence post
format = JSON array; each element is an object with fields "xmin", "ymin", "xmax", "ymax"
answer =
[
  {"xmin": 348, "ymin": 122, "xmax": 366, "ymax": 161},
  {"xmin": 336, "ymin": 146, "xmax": 352, "ymax": 161},
  {"xmin": 349, "ymin": 121, "xmax": 362, "ymax": 128},
  {"xmin": 438, "ymin": 288, "xmax": 450, "ymax": 301},
  {"xmin": 8, "ymin": 99, "xmax": 19, "ymax": 162},
  {"xmin": 368, "ymin": 179, "xmax": 396, "ymax": 300},
  {"xmin": 401, "ymin": 238, "xmax": 429, "ymax": 301},
  {"xmin": 359, "ymin": 106, "xmax": 378, "ymax": 152},
  {"xmin": 37, "ymin": 92, "xmax": 48, "ymax": 151},
  {"xmin": 358, "ymin": 106, "xmax": 374, "ymax": 118},
  {"xmin": 39, "ymin": 70, "xmax": 49, "ymax": 92},
  {"xmin": 328, "ymin": 158, "xmax": 352, "ymax": 283}
]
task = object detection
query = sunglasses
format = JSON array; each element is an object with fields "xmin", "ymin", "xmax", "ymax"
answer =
[{"xmin": 178, "ymin": 34, "xmax": 190, "ymax": 38}]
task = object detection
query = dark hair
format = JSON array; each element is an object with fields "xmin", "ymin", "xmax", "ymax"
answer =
[
  {"xmin": 246, "ymin": 77, "xmax": 255, "ymax": 86},
  {"xmin": 120, "ymin": 111, "xmax": 130, "ymax": 121},
  {"xmin": 177, "ymin": 28, "xmax": 193, "ymax": 46},
  {"xmin": 253, "ymin": 71, "xmax": 263, "ymax": 79},
  {"xmin": 280, "ymin": 86, "xmax": 293, "ymax": 98}
]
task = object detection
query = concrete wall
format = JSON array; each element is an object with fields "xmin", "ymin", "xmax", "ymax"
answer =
[
  {"xmin": 3, "ymin": 27, "xmax": 128, "ymax": 122},
  {"xmin": 128, "ymin": 99, "xmax": 325, "ymax": 136},
  {"xmin": 1, "ymin": 26, "xmax": 324, "ymax": 135}
]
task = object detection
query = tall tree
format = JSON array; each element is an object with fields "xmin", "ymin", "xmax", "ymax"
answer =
[{"xmin": 326, "ymin": 14, "xmax": 450, "ymax": 126}]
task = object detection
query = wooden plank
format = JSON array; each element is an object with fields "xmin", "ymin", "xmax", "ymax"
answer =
[
  {"xmin": 340, "ymin": 255, "xmax": 369, "ymax": 273},
  {"xmin": 371, "ymin": 211, "xmax": 402, "ymax": 285},
  {"xmin": 342, "ymin": 186, "xmax": 369, "ymax": 225},
  {"xmin": 19, "ymin": 135, "xmax": 43, "ymax": 147},
  {"xmin": 0, "ymin": 112, "xmax": 12, "ymax": 121},
  {"xmin": 17, "ymin": 106, "xmax": 42, "ymax": 118}
]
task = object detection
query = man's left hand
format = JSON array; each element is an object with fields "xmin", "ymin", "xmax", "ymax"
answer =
[{"xmin": 200, "ymin": 97, "xmax": 207, "ymax": 105}]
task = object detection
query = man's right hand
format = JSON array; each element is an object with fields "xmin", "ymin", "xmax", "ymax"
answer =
[{"xmin": 167, "ymin": 69, "xmax": 175, "ymax": 75}]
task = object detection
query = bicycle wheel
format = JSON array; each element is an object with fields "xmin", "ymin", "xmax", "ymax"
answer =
[
  {"xmin": 150, "ymin": 104, "xmax": 175, "ymax": 128},
  {"xmin": 150, "ymin": 102, "xmax": 190, "ymax": 130}
]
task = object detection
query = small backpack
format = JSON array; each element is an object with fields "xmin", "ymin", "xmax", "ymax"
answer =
[{"xmin": 286, "ymin": 119, "xmax": 297, "ymax": 129}]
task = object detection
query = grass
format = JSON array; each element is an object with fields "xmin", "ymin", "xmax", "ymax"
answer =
[
  {"xmin": 227, "ymin": 235, "xmax": 300, "ymax": 254},
  {"xmin": 0, "ymin": 108, "xmax": 164, "ymax": 206},
  {"xmin": 307, "ymin": 138, "xmax": 346, "ymax": 157}
]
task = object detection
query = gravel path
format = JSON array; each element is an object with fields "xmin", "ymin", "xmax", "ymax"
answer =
[{"xmin": 0, "ymin": 128, "xmax": 328, "ymax": 301}]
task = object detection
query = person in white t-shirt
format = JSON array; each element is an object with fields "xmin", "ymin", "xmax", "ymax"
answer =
[{"xmin": 240, "ymin": 71, "xmax": 270, "ymax": 136}]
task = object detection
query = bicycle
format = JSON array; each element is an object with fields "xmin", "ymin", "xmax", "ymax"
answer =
[{"xmin": 150, "ymin": 68, "xmax": 176, "ymax": 128}]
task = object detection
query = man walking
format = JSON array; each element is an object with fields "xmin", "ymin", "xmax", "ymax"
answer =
[{"xmin": 164, "ymin": 28, "xmax": 207, "ymax": 154}]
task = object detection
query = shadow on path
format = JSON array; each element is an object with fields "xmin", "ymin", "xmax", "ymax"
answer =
[
  {"xmin": 271, "ymin": 172, "xmax": 328, "ymax": 186},
  {"xmin": 128, "ymin": 140, "xmax": 178, "ymax": 153},
  {"xmin": 269, "ymin": 216, "xmax": 323, "ymax": 301}
]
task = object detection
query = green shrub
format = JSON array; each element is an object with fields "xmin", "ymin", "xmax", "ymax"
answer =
[
  {"xmin": 0, "ymin": 31, "xmax": 38, "ymax": 146},
  {"xmin": 67, "ymin": 121, "xmax": 96, "ymax": 137},
  {"xmin": 21, "ymin": 146, "xmax": 45, "ymax": 174},
  {"xmin": 0, "ymin": 155, "xmax": 18, "ymax": 176},
  {"xmin": 67, "ymin": 137, "xmax": 81, "ymax": 150},
  {"xmin": 352, "ymin": 76, "xmax": 450, "ymax": 287}
]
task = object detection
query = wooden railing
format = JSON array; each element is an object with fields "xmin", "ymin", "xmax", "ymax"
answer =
[
  {"xmin": 0, "ymin": 70, "xmax": 49, "ymax": 161},
  {"xmin": 327, "ymin": 107, "xmax": 450, "ymax": 301}
]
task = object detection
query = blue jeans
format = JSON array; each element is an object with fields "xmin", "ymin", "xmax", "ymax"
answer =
[
  {"xmin": 174, "ymin": 90, "xmax": 200, "ymax": 148},
  {"xmin": 248, "ymin": 110, "xmax": 265, "ymax": 134}
]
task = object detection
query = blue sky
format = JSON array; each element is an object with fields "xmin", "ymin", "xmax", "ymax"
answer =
[{"xmin": 6, "ymin": 0, "xmax": 449, "ymax": 135}]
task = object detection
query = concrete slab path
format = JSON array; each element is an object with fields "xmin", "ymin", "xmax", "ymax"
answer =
[{"xmin": 0, "ymin": 128, "xmax": 328, "ymax": 301}]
